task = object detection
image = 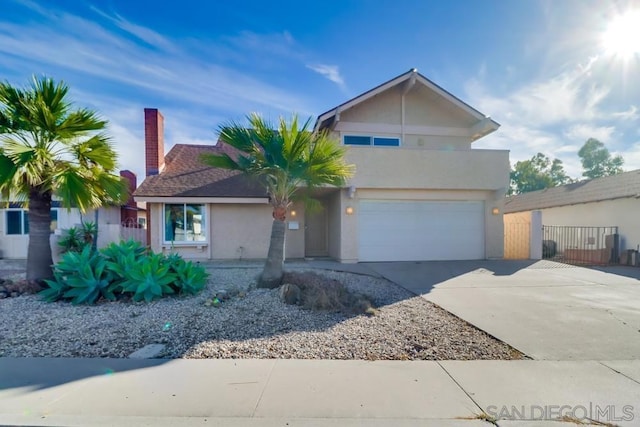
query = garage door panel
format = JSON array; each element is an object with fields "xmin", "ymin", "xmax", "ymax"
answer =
[{"xmin": 358, "ymin": 200, "xmax": 484, "ymax": 262}]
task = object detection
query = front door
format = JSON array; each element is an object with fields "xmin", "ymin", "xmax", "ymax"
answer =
[{"xmin": 305, "ymin": 208, "xmax": 328, "ymax": 257}]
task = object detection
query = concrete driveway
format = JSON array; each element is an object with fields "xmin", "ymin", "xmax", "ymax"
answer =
[{"xmin": 366, "ymin": 260, "xmax": 640, "ymax": 360}]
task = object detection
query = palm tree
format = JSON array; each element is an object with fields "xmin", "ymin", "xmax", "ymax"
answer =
[
  {"xmin": 0, "ymin": 76, "xmax": 127, "ymax": 282},
  {"xmin": 201, "ymin": 114, "xmax": 354, "ymax": 288}
]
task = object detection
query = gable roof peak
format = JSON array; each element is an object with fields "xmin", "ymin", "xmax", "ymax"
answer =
[{"xmin": 314, "ymin": 68, "xmax": 499, "ymax": 140}]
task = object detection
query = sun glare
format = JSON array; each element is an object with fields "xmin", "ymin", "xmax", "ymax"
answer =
[{"xmin": 602, "ymin": 10, "xmax": 640, "ymax": 58}]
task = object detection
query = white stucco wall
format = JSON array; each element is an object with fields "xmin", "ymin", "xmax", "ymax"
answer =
[{"xmin": 539, "ymin": 198, "xmax": 640, "ymax": 251}]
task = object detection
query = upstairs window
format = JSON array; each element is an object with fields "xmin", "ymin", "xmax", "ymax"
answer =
[{"xmin": 343, "ymin": 135, "xmax": 400, "ymax": 147}]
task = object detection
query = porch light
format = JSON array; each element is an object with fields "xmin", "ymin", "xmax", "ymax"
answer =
[
  {"xmin": 345, "ymin": 206, "xmax": 354, "ymax": 215},
  {"xmin": 492, "ymin": 207, "xmax": 500, "ymax": 215},
  {"xmin": 290, "ymin": 210, "xmax": 297, "ymax": 217}
]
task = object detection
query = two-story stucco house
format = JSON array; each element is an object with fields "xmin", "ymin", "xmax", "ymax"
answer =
[{"xmin": 134, "ymin": 69, "xmax": 510, "ymax": 262}]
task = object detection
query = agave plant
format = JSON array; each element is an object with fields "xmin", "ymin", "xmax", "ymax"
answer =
[
  {"xmin": 171, "ymin": 260, "xmax": 208, "ymax": 295},
  {"xmin": 120, "ymin": 253, "xmax": 177, "ymax": 302},
  {"xmin": 41, "ymin": 246, "xmax": 118, "ymax": 304}
]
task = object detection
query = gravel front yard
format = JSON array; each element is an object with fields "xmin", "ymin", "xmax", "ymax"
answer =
[{"xmin": 0, "ymin": 267, "xmax": 524, "ymax": 360}]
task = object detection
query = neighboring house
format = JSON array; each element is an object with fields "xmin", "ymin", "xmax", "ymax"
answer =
[
  {"xmin": 0, "ymin": 171, "xmax": 143, "ymax": 259},
  {"xmin": 504, "ymin": 170, "xmax": 640, "ymax": 260},
  {"xmin": 134, "ymin": 68, "xmax": 509, "ymax": 262}
]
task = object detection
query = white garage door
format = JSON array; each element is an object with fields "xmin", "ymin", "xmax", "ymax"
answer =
[{"xmin": 358, "ymin": 200, "xmax": 485, "ymax": 262}]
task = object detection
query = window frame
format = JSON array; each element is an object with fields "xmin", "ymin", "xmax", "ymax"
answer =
[
  {"xmin": 5, "ymin": 209, "xmax": 26, "ymax": 235},
  {"xmin": 343, "ymin": 134, "xmax": 401, "ymax": 147},
  {"xmin": 4, "ymin": 208, "xmax": 59, "ymax": 235},
  {"xmin": 162, "ymin": 203, "xmax": 207, "ymax": 244}
]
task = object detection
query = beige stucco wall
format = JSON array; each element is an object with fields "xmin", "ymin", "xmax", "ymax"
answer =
[
  {"xmin": 335, "ymin": 188, "xmax": 505, "ymax": 262},
  {"xmin": 285, "ymin": 202, "xmax": 305, "ymax": 259},
  {"xmin": 326, "ymin": 192, "xmax": 342, "ymax": 260},
  {"xmin": 149, "ymin": 202, "xmax": 305, "ymax": 261},
  {"xmin": 210, "ymin": 204, "xmax": 272, "ymax": 259},
  {"xmin": 344, "ymin": 148, "xmax": 510, "ymax": 191},
  {"xmin": 321, "ymin": 80, "xmax": 509, "ymax": 261},
  {"xmin": 340, "ymin": 84, "xmax": 477, "ymax": 129},
  {"xmin": 538, "ymin": 198, "xmax": 640, "ymax": 251},
  {"xmin": 404, "ymin": 84, "xmax": 477, "ymax": 127},
  {"xmin": 403, "ymin": 134, "xmax": 471, "ymax": 150},
  {"xmin": 341, "ymin": 86, "xmax": 402, "ymax": 124}
]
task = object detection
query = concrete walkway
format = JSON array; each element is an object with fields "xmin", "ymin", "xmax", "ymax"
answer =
[
  {"xmin": 1, "ymin": 357, "xmax": 639, "ymax": 426},
  {"xmin": 366, "ymin": 260, "xmax": 640, "ymax": 360}
]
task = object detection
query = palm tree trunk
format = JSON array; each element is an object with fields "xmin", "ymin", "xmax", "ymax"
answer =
[
  {"xmin": 26, "ymin": 189, "xmax": 54, "ymax": 283},
  {"xmin": 259, "ymin": 219, "xmax": 286, "ymax": 288}
]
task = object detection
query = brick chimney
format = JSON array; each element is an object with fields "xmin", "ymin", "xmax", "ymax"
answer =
[{"xmin": 144, "ymin": 108, "xmax": 164, "ymax": 176}]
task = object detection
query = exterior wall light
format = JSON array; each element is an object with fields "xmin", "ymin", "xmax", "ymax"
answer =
[
  {"xmin": 492, "ymin": 207, "xmax": 500, "ymax": 215},
  {"xmin": 345, "ymin": 206, "xmax": 354, "ymax": 215},
  {"xmin": 290, "ymin": 210, "xmax": 297, "ymax": 217}
]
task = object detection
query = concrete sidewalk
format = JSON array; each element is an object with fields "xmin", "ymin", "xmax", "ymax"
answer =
[{"xmin": 1, "ymin": 358, "xmax": 639, "ymax": 426}]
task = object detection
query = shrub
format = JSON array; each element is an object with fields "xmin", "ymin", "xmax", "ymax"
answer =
[
  {"xmin": 171, "ymin": 260, "xmax": 208, "ymax": 295},
  {"xmin": 101, "ymin": 239, "xmax": 147, "ymax": 262},
  {"xmin": 282, "ymin": 271, "xmax": 376, "ymax": 315},
  {"xmin": 40, "ymin": 242, "xmax": 208, "ymax": 304},
  {"xmin": 42, "ymin": 246, "xmax": 119, "ymax": 304},
  {"xmin": 58, "ymin": 221, "xmax": 98, "ymax": 254},
  {"xmin": 2, "ymin": 279, "xmax": 43, "ymax": 295},
  {"xmin": 120, "ymin": 253, "xmax": 177, "ymax": 302}
]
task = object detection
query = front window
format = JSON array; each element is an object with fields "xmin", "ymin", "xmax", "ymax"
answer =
[
  {"xmin": 5, "ymin": 209, "xmax": 58, "ymax": 235},
  {"xmin": 164, "ymin": 204, "xmax": 206, "ymax": 242}
]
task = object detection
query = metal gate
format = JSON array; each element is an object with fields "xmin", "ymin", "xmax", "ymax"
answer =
[{"xmin": 542, "ymin": 225, "xmax": 619, "ymax": 265}]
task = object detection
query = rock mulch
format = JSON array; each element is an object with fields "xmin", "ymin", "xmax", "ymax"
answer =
[{"xmin": 0, "ymin": 268, "xmax": 524, "ymax": 360}]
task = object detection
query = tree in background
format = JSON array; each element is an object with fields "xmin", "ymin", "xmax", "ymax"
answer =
[
  {"xmin": 578, "ymin": 138, "xmax": 624, "ymax": 179},
  {"xmin": 510, "ymin": 153, "xmax": 572, "ymax": 195},
  {"xmin": 0, "ymin": 76, "xmax": 127, "ymax": 282}
]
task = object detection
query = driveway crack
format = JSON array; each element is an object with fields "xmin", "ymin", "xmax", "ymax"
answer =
[
  {"xmin": 436, "ymin": 362, "xmax": 498, "ymax": 425},
  {"xmin": 599, "ymin": 362, "xmax": 640, "ymax": 386},
  {"xmin": 251, "ymin": 360, "xmax": 276, "ymax": 417}
]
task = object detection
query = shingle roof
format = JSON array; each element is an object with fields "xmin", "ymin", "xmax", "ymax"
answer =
[
  {"xmin": 504, "ymin": 169, "xmax": 640, "ymax": 213},
  {"xmin": 134, "ymin": 143, "xmax": 267, "ymax": 198}
]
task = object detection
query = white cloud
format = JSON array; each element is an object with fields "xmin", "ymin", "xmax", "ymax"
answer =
[
  {"xmin": 90, "ymin": 7, "xmax": 174, "ymax": 51},
  {"xmin": 225, "ymin": 30, "xmax": 298, "ymax": 58},
  {"xmin": 466, "ymin": 55, "xmax": 634, "ymax": 178},
  {"xmin": 0, "ymin": 5, "xmax": 314, "ymax": 115},
  {"xmin": 612, "ymin": 105, "xmax": 639, "ymax": 120},
  {"xmin": 306, "ymin": 64, "xmax": 345, "ymax": 86},
  {"xmin": 0, "ymin": 2, "xmax": 327, "ymax": 179},
  {"xmin": 563, "ymin": 124, "xmax": 615, "ymax": 143}
]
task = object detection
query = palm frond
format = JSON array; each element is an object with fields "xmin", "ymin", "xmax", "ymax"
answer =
[
  {"xmin": 200, "ymin": 152, "xmax": 242, "ymax": 171},
  {"xmin": 0, "ymin": 75, "xmax": 122, "ymax": 213},
  {"xmin": 71, "ymin": 133, "xmax": 117, "ymax": 171},
  {"xmin": 203, "ymin": 112, "xmax": 354, "ymax": 209}
]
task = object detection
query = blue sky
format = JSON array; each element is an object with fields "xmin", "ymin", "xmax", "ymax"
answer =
[{"xmin": 1, "ymin": 0, "xmax": 639, "ymax": 181}]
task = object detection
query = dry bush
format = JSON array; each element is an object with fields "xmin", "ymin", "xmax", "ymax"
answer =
[
  {"xmin": 1, "ymin": 279, "xmax": 44, "ymax": 295},
  {"xmin": 282, "ymin": 271, "xmax": 376, "ymax": 316}
]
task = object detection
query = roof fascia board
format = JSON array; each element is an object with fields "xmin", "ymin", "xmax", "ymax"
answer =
[{"xmin": 134, "ymin": 196, "xmax": 269, "ymax": 204}]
